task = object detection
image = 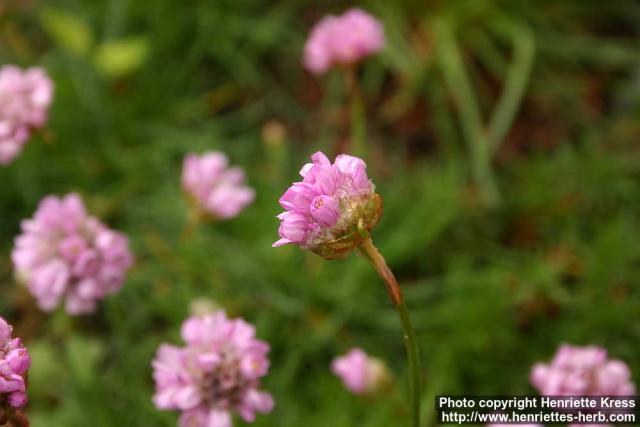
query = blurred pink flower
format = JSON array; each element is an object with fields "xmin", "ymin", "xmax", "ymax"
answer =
[
  {"xmin": 0, "ymin": 65, "xmax": 53, "ymax": 165},
  {"xmin": 273, "ymin": 151, "xmax": 381, "ymax": 258},
  {"xmin": 152, "ymin": 311, "xmax": 274, "ymax": 427},
  {"xmin": 303, "ymin": 8, "xmax": 384, "ymax": 74},
  {"xmin": 12, "ymin": 193, "xmax": 133, "ymax": 315},
  {"xmin": 182, "ymin": 152, "xmax": 255, "ymax": 220},
  {"xmin": 331, "ymin": 348, "xmax": 389, "ymax": 395},
  {"xmin": 0, "ymin": 317, "xmax": 31, "ymax": 411},
  {"xmin": 531, "ymin": 344, "xmax": 635, "ymax": 396}
]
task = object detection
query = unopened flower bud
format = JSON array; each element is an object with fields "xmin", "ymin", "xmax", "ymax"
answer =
[{"xmin": 189, "ymin": 298, "xmax": 223, "ymax": 317}]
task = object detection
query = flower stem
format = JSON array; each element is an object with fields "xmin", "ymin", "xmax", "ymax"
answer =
[
  {"xmin": 358, "ymin": 238, "xmax": 403, "ymax": 305},
  {"xmin": 181, "ymin": 207, "xmax": 203, "ymax": 242},
  {"xmin": 358, "ymin": 237, "xmax": 422, "ymax": 427},
  {"xmin": 397, "ymin": 299, "xmax": 422, "ymax": 427}
]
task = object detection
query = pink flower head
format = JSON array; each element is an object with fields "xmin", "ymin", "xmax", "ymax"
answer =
[
  {"xmin": 12, "ymin": 193, "xmax": 134, "ymax": 315},
  {"xmin": 0, "ymin": 317, "xmax": 31, "ymax": 412},
  {"xmin": 273, "ymin": 151, "xmax": 381, "ymax": 259},
  {"xmin": 152, "ymin": 311, "xmax": 274, "ymax": 427},
  {"xmin": 0, "ymin": 65, "xmax": 53, "ymax": 165},
  {"xmin": 530, "ymin": 344, "xmax": 636, "ymax": 396},
  {"xmin": 303, "ymin": 8, "xmax": 385, "ymax": 74},
  {"xmin": 331, "ymin": 348, "xmax": 389, "ymax": 395},
  {"xmin": 182, "ymin": 152, "xmax": 255, "ymax": 220}
]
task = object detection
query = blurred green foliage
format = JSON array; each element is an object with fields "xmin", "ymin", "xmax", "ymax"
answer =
[{"xmin": 1, "ymin": 0, "xmax": 640, "ymax": 426}]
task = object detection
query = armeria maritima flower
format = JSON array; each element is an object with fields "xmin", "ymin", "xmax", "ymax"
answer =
[
  {"xmin": 12, "ymin": 193, "xmax": 133, "ymax": 315},
  {"xmin": 0, "ymin": 316, "xmax": 31, "ymax": 420},
  {"xmin": 331, "ymin": 348, "xmax": 390, "ymax": 395},
  {"xmin": 152, "ymin": 312, "xmax": 274, "ymax": 427},
  {"xmin": 0, "ymin": 65, "xmax": 53, "ymax": 165},
  {"xmin": 531, "ymin": 344, "xmax": 635, "ymax": 396},
  {"xmin": 273, "ymin": 151, "xmax": 381, "ymax": 259},
  {"xmin": 303, "ymin": 8, "xmax": 385, "ymax": 75},
  {"xmin": 182, "ymin": 152, "xmax": 255, "ymax": 220},
  {"xmin": 273, "ymin": 152, "xmax": 421, "ymax": 424}
]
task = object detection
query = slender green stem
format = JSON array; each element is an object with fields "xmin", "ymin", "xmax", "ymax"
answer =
[
  {"xmin": 344, "ymin": 66, "xmax": 367, "ymax": 158},
  {"xmin": 358, "ymin": 237, "xmax": 422, "ymax": 427},
  {"xmin": 397, "ymin": 299, "xmax": 422, "ymax": 427}
]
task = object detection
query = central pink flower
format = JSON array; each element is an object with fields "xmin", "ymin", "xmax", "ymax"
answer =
[{"xmin": 273, "ymin": 151, "xmax": 381, "ymax": 258}]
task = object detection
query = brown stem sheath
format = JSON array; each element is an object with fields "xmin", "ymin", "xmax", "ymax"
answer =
[
  {"xmin": 358, "ymin": 238, "xmax": 403, "ymax": 305},
  {"xmin": 2, "ymin": 411, "xmax": 29, "ymax": 427}
]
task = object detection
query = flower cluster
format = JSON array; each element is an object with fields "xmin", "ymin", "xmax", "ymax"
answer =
[
  {"xmin": 182, "ymin": 152, "xmax": 255, "ymax": 220},
  {"xmin": 0, "ymin": 317, "xmax": 31, "ymax": 418},
  {"xmin": 303, "ymin": 8, "xmax": 384, "ymax": 74},
  {"xmin": 0, "ymin": 65, "xmax": 53, "ymax": 165},
  {"xmin": 531, "ymin": 344, "xmax": 635, "ymax": 396},
  {"xmin": 152, "ymin": 312, "xmax": 274, "ymax": 427},
  {"xmin": 273, "ymin": 151, "xmax": 381, "ymax": 259},
  {"xmin": 12, "ymin": 193, "xmax": 133, "ymax": 314},
  {"xmin": 331, "ymin": 348, "xmax": 389, "ymax": 395}
]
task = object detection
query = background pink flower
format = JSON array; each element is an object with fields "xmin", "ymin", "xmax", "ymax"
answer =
[
  {"xmin": 152, "ymin": 311, "xmax": 274, "ymax": 427},
  {"xmin": 0, "ymin": 65, "xmax": 53, "ymax": 165},
  {"xmin": 530, "ymin": 344, "xmax": 635, "ymax": 396},
  {"xmin": 303, "ymin": 8, "xmax": 385, "ymax": 74},
  {"xmin": 331, "ymin": 348, "xmax": 389, "ymax": 395},
  {"xmin": 182, "ymin": 152, "xmax": 255, "ymax": 220},
  {"xmin": 0, "ymin": 317, "xmax": 31, "ymax": 412},
  {"xmin": 12, "ymin": 193, "xmax": 133, "ymax": 314}
]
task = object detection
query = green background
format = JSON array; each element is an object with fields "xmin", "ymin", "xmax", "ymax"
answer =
[{"xmin": 1, "ymin": 0, "xmax": 639, "ymax": 426}]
